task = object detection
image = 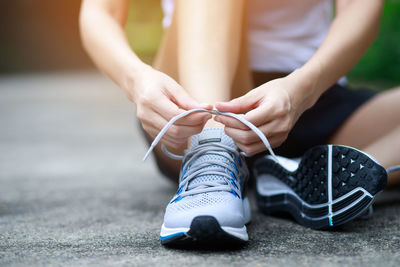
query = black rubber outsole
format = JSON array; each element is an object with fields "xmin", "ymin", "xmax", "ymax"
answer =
[
  {"xmin": 161, "ymin": 216, "xmax": 247, "ymax": 247},
  {"xmin": 254, "ymin": 145, "xmax": 387, "ymax": 229}
]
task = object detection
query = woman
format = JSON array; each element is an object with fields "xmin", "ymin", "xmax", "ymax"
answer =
[{"xmin": 80, "ymin": 0, "xmax": 399, "ymax": 245}]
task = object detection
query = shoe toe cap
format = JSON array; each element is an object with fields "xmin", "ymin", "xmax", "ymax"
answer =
[{"xmin": 163, "ymin": 193, "xmax": 246, "ymax": 229}]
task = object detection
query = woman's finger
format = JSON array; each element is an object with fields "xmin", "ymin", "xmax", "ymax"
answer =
[
  {"xmin": 143, "ymin": 103, "xmax": 209, "ymax": 138},
  {"xmin": 214, "ymin": 115, "xmax": 249, "ymax": 130},
  {"xmin": 166, "ymin": 81, "xmax": 213, "ymax": 112},
  {"xmin": 174, "ymin": 112, "xmax": 212, "ymax": 126},
  {"xmin": 223, "ymin": 115, "xmax": 289, "ymax": 145},
  {"xmin": 152, "ymin": 97, "xmax": 211, "ymax": 126},
  {"xmin": 224, "ymin": 126, "xmax": 264, "ymax": 145},
  {"xmin": 234, "ymin": 133, "xmax": 287, "ymax": 156},
  {"xmin": 164, "ymin": 123, "xmax": 207, "ymax": 140},
  {"xmin": 257, "ymin": 116, "xmax": 292, "ymax": 140},
  {"xmin": 244, "ymin": 91, "xmax": 291, "ymax": 126},
  {"xmin": 243, "ymin": 104, "xmax": 275, "ymax": 127},
  {"xmin": 143, "ymin": 123, "xmax": 187, "ymax": 143},
  {"xmin": 215, "ymin": 89, "xmax": 261, "ymax": 114},
  {"xmin": 215, "ymin": 104, "xmax": 276, "ymax": 129},
  {"xmin": 235, "ymin": 141, "xmax": 266, "ymax": 156}
]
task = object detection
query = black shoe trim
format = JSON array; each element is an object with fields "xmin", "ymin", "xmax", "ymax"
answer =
[
  {"xmin": 161, "ymin": 216, "xmax": 247, "ymax": 247},
  {"xmin": 254, "ymin": 145, "xmax": 387, "ymax": 229}
]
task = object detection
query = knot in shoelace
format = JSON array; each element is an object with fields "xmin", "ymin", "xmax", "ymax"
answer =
[{"xmin": 143, "ymin": 109, "xmax": 279, "ymax": 198}]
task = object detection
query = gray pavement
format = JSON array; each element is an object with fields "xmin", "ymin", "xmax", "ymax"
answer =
[{"xmin": 0, "ymin": 72, "xmax": 399, "ymax": 266}]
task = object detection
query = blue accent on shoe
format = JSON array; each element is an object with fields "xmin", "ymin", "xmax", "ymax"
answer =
[
  {"xmin": 229, "ymin": 170, "xmax": 236, "ymax": 180},
  {"xmin": 229, "ymin": 179, "xmax": 238, "ymax": 189},
  {"xmin": 180, "ymin": 169, "xmax": 187, "ymax": 182},
  {"xmin": 171, "ymin": 196, "xmax": 183, "ymax": 203},
  {"xmin": 231, "ymin": 162, "xmax": 238, "ymax": 172},
  {"xmin": 160, "ymin": 232, "xmax": 186, "ymax": 241},
  {"xmin": 230, "ymin": 190, "xmax": 240, "ymax": 199},
  {"xmin": 329, "ymin": 217, "xmax": 333, "ymax": 226},
  {"xmin": 177, "ymin": 186, "xmax": 183, "ymax": 195}
]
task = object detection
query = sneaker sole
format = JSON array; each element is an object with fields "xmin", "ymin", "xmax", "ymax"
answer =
[
  {"xmin": 160, "ymin": 197, "xmax": 250, "ymax": 245},
  {"xmin": 254, "ymin": 145, "xmax": 387, "ymax": 229},
  {"xmin": 160, "ymin": 216, "xmax": 248, "ymax": 246}
]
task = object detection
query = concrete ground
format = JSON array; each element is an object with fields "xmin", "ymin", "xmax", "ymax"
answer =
[{"xmin": 0, "ymin": 72, "xmax": 399, "ymax": 267}]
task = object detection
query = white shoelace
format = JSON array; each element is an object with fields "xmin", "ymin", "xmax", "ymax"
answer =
[
  {"xmin": 387, "ymin": 165, "xmax": 400, "ymax": 174},
  {"xmin": 143, "ymin": 108, "xmax": 277, "ymax": 162}
]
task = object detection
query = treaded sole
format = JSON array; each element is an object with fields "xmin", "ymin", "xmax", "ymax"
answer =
[
  {"xmin": 161, "ymin": 216, "xmax": 247, "ymax": 247},
  {"xmin": 254, "ymin": 145, "xmax": 387, "ymax": 229}
]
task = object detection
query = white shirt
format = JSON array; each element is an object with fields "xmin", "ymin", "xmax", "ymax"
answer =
[{"xmin": 161, "ymin": 0, "xmax": 333, "ymax": 73}]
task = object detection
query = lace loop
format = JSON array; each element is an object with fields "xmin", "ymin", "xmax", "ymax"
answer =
[{"xmin": 143, "ymin": 108, "xmax": 277, "ymax": 161}]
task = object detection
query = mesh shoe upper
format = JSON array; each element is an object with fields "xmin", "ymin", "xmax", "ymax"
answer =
[{"xmin": 163, "ymin": 128, "xmax": 249, "ymax": 229}]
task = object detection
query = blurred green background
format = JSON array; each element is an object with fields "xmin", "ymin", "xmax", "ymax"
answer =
[
  {"xmin": 0, "ymin": 0, "xmax": 399, "ymax": 89},
  {"xmin": 348, "ymin": 0, "xmax": 400, "ymax": 88}
]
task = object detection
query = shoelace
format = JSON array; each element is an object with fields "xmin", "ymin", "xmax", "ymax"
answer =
[
  {"xmin": 387, "ymin": 165, "xmax": 400, "ymax": 174},
  {"xmin": 173, "ymin": 142, "xmax": 243, "ymax": 200},
  {"xmin": 143, "ymin": 108, "xmax": 277, "ymax": 161},
  {"xmin": 143, "ymin": 109, "xmax": 278, "ymax": 198}
]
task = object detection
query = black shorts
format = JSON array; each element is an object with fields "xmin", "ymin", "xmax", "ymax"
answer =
[{"xmin": 252, "ymin": 73, "xmax": 376, "ymax": 158}]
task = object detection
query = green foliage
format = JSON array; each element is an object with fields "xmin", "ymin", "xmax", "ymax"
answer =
[{"xmin": 348, "ymin": 1, "xmax": 400, "ymax": 84}]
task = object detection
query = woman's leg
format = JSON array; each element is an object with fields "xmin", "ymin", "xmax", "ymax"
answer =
[
  {"xmin": 328, "ymin": 87, "xmax": 400, "ymax": 185},
  {"xmin": 176, "ymin": 0, "xmax": 248, "ymax": 127},
  {"xmin": 363, "ymin": 125, "xmax": 400, "ymax": 185},
  {"xmin": 149, "ymin": 1, "xmax": 250, "ymax": 182}
]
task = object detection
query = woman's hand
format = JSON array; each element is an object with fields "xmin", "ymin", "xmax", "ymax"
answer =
[
  {"xmin": 127, "ymin": 65, "xmax": 212, "ymax": 150},
  {"xmin": 215, "ymin": 71, "xmax": 317, "ymax": 156}
]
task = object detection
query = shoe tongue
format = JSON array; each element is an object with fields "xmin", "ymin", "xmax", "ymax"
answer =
[
  {"xmin": 190, "ymin": 128, "xmax": 236, "ymax": 149},
  {"xmin": 187, "ymin": 128, "xmax": 237, "ymax": 189}
]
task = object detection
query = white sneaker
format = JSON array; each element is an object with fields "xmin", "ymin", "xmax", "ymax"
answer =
[{"xmin": 160, "ymin": 128, "xmax": 250, "ymax": 245}]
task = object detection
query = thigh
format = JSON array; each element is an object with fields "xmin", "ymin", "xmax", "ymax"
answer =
[
  {"xmin": 230, "ymin": 2, "xmax": 253, "ymax": 100},
  {"xmin": 154, "ymin": 4, "xmax": 252, "ymax": 99},
  {"xmin": 328, "ymin": 87, "xmax": 400, "ymax": 149}
]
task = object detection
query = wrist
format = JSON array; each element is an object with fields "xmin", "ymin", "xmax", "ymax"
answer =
[
  {"xmin": 120, "ymin": 60, "xmax": 152, "ymax": 99},
  {"xmin": 287, "ymin": 64, "xmax": 322, "ymax": 110}
]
